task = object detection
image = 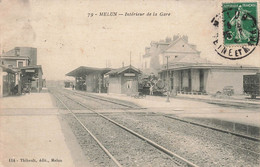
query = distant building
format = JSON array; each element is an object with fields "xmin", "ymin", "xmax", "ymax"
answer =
[
  {"xmin": 105, "ymin": 66, "xmax": 141, "ymax": 95},
  {"xmin": 66, "ymin": 66, "xmax": 112, "ymax": 93},
  {"xmin": 64, "ymin": 80, "xmax": 74, "ymax": 88},
  {"xmin": 0, "ymin": 47, "xmax": 43, "ymax": 95}
]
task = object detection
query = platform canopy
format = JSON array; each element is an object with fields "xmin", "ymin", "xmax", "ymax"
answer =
[
  {"xmin": 66, "ymin": 66, "xmax": 112, "ymax": 77},
  {"xmin": 0, "ymin": 65, "xmax": 17, "ymax": 74}
]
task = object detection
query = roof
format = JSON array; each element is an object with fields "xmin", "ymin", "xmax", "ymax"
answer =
[
  {"xmin": 0, "ymin": 56, "xmax": 30, "ymax": 60},
  {"xmin": 105, "ymin": 65, "xmax": 141, "ymax": 75},
  {"xmin": 0, "ymin": 65, "xmax": 16, "ymax": 73},
  {"xmin": 66, "ymin": 66, "xmax": 112, "ymax": 77},
  {"xmin": 162, "ymin": 37, "xmax": 200, "ymax": 54},
  {"xmin": 159, "ymin": 50, "xmax": 260, "ymax": 72},
  {"xmin": 170, "ymin": 55, "xmax": 218, "ymax": 65},
  {"xmin": 143, "ymin": 37, "xmax": 199, "ymax": 59},
  {"xmin": 0, "ymin": 47, "xmax": 36, "ymax": 57},
  {"xmin": 160, "ymin": 64, "xmax": 260, "ymax": 72}
]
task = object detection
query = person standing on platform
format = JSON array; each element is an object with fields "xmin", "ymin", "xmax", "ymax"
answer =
[{"xmin": 149, "ymin": 84, "xmax": 154, "ymax": 95}]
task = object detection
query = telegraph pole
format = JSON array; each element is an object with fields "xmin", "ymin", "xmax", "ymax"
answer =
[{"xmin": 166, "ymin": 56, "xmax": 170, "ymax": 102}]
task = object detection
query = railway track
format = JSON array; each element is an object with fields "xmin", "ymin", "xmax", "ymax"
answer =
[
  {"xmin": 64, "ymin": 89, "xmax": 141, "ymax": 109},
  {"xmin": 53, "ymin": 93, "xmax": 122, "ymax": 167},
  {"xmin": 51, "ymin": 89, "xmax": 198, "ymax": 167},
  {"xmin": 69, "ymin": 89, "xmax": 260, "ymax": 142},
  {"xmin": 113, "ymin": 112, "xmax": 260, "ymax": 156},
  {"xmin": 63, "ymin": 89, "xmax": 260, "ymax": 156}
]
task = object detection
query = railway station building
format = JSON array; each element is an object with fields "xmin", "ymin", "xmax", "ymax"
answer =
[
  {"xmin": 66, "ymin": 66, "xmax": 111, "ymax": 93},
  {"xmin": 142, "ymin": 35, "xmax": 260, "ymax": 95},
  {"xmin": 159, "ymin": 63, "xmax": 260, "ymax": 95},
  {"xmin": 0, "ymin": 47, "xmax": 44, "ymax": 94},
  {"xmin": 105, "ymin": 66, "xmax": 141, "ymax": 95}
]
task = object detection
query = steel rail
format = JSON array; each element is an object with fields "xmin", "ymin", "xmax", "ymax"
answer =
[
  {"xmin": 118, "ymin": 110, "xmax": 260, "ymax": 155},
  {"xmin": 52, "ymin": 92, "xmax": 123, "ymax": 167},
  {"xmin": 164, "ymin": 115, "xmax": 260, "ymax": 142},
  {"xmin": 142, "ymin": 115, "xmax": 260, "ymax": 155},
  {"xmin": 67, "ymin": 89, "xmax": 139, "ymax": 109},
  {"xmin": 68, "ymin": 89, "xmax": 260, "ymax": 142},
  {"xmin": 61, "ymin": 91, "xmax": 199, "ymax": 167},
  {"xmin": 65, "ymin": 89, "xmax": 260, "ymax": 155}
]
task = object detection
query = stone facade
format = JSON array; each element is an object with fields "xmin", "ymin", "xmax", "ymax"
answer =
[
  {"xmin": 143, "ymin": 35, "xmax": 260, "ymax": 95},
  {"xmin": 0, "ymin": 47, "xmax": 43, "ymax": 94}
]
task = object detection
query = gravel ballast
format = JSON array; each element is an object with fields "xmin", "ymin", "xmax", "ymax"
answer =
[
  {"xmin": 51, "ymin": 89, "xmax": 260, "ymax": 166},
  {"xmin": 107, "ymin": 113, "xmax": 260, "ymax": 167}
]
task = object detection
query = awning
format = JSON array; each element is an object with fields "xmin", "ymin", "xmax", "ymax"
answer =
[
  {"xmin": 0, "ymin": 65, "xmax": 16, "ymax": 74},
  {"xmin": 66, "ymin": 66, "xmax": 112, "ymax": 77}
]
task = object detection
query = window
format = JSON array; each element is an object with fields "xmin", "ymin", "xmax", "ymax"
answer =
[{"xmin": 18, "ymin": 61, "xmax": 23, "ymax": 68}]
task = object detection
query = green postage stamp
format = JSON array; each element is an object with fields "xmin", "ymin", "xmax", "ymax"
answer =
[{"xmin": 222, "ymin": 2, "xmax": 258, "ymax": 46}]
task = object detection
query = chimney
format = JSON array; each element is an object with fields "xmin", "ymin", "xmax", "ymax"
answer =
[
  {"xmin": 165, "ymin": 37, "xmax": 172, "ymax": 43},
  {"xmin": 15, "ymin": 48, "xmax": 20, "ymax": 56},
  {"xmin": 122, "ymin": 62, "xmax": 124, "ymax": 67},
  {"xmin": 182, "ymin": 35, "xmax": 188, "ymax": 42},
  {"xmin": 173, "ymin": 35, "xmax": 179, "ymax": 41}
]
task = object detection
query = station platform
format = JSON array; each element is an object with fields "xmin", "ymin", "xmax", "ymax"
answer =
[
  {"xmin": 176, "ymin": 93, "xmax": 260, "ymax": 107},
  {"xmin": 76, "ymin": 90, "xmax": 260, "ymax": 128},
  {"xmin": 0, "ymin": 89, "xmax": 88, "ymax": 167}
]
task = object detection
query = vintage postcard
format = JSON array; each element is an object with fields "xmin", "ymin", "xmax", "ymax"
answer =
[{"xmin": 0, "ymin": 0, "xmax": 260, "ymax": 167}]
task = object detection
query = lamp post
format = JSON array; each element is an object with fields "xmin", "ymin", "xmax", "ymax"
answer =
[{"xmin": 166, "ymin": 56, "xmax": 170, "ymax": 102}]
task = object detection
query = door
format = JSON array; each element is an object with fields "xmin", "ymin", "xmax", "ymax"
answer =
[
  {"xmin": 18, "ymin": 61, "xmax": 23, "ymax": 68},
  {"xmin": 126, "ymin": 80, "xmax": 133, "ymax": 95}
]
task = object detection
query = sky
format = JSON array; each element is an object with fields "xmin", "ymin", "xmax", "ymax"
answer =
[{"xmin": 0, "ymin": 0, "xmax": 259, "ymax": 80}]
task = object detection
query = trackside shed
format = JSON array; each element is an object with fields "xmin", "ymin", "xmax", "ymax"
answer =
[{"xmin": 105, "ymin": 66, "xmax": 141, "ymax": 95}]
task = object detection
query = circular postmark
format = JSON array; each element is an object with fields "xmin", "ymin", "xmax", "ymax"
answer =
[{"xmin": 211, "ymin": 2, "xmax": 259, "ymax": 60}]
